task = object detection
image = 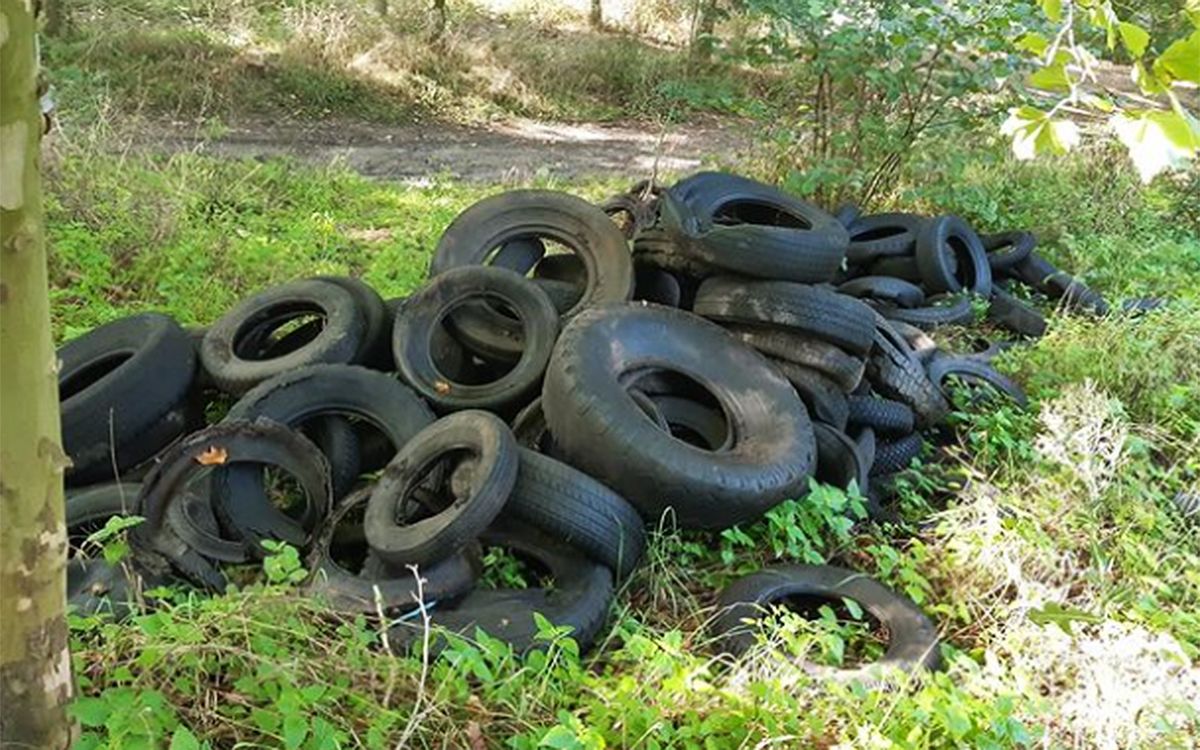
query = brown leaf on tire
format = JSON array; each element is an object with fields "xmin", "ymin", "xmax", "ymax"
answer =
[{"xmin": 195, "ymin": 446, "xmax": 229, "ymax": 465}]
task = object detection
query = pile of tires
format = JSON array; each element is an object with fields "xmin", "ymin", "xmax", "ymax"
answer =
[{"xmin": 61, "ymin": 173, "xmax": 1086, "ymax": 667}]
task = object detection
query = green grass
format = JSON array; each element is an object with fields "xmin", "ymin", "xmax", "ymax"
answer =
[
  {"xmin": 50, "ymin": 136, "xmax": 1200, "ymax": 748},
  {"xmin": 44, "ymin": 0, "xmax": 771, "ymax": 128}
]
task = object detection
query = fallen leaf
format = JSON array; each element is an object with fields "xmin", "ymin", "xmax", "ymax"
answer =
[{"xmin": 196, "ymin": 446, "xmax": 228, "ymax": 465}]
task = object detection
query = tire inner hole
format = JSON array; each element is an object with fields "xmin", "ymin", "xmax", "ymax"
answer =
[
  {"xmin": 234, "ymin": 302, "xmax": 327, "ymax": 361},
  {"xmin": 851, "ymin": 225, "xmax": 907, "ymax": 242},
  {"xmin": 437, "ymin": 293, "xmax": 522, "ymax": 385},
  {"xmin": 713, "ymin": 199, "xmax": 810, "ymax": 230},
  {"xmin": 60, "ymin": 351, "xmax": 134, "ymax": 400},
  {"xmin": 621, "ymin": 368, "xmax": 733, "ymax": 451},
  {"xmin": 480, "ymin": 546, "xmax": 553, "ymax": 591},
  {"xmin": 945, "ymin": 235, "xmax": 976, "ymax": 287},
  {"xmin": 769, "ymin": 593, "xmax": 889, "ymax": 667}
]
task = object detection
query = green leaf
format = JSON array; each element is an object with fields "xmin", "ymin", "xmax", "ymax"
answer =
[
  {"xmin": 70, "ymin": 697, "xmax": 111, "ymax": 728},
  {"xmin": 1028, "ymin": 602, "xmax": 1104, "ymax": 635},
  {"xmin": 84, "ymin": 514, "xmax": 144, "ymax": 547},
  {"xmin": 1041, "ymin": 0, "xmax": 1063, "ymax": 23},
  {"xmin": 540, "ymin": 725, "xmax": 583, "ymax": 750},
  {"xmin": 1118, "ymin": 22, "xmax": 1150, "ymax": 57},
  {"xmin": 1133, "ymin": 61, "xmax": 1169, "ymax": 95},
  {"xmin": 1016, "ymin": 32, "xmax": 1050, "ymax": 56},
  {"xmin": 1029, "ymin": 63, "xmax": 1071, "ymax": 91},
  {"xmin": 1155, "ymin": 30, "xmax": 1200, "ymax": 83},
  {"xmin": 283, "ymin": 714, "xmax": 309, "ymax": 750},
  {"xmin": 169, "ymin": 727, "xmax": 201, "ymax": 750}
]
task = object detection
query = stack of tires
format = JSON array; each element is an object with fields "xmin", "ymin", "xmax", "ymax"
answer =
[{"xmin": 61, "ymin": 171, "xmax": 1078, "ymax": 667}]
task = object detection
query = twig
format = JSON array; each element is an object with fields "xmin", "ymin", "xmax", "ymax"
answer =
[{"xmin": 395, "ymin": 565, "xmax": 431, "ymax": 749}]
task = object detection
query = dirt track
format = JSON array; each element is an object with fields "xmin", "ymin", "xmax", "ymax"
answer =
[{"xmin": 136, "ymin": 116, "xmax": 753, "ymax": 183}]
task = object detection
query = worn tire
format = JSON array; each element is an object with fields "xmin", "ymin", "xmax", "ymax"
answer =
[
  {"xmin": 508, "ymin": 449, "xmax": 646, "ymax": 579},
  {"xmin": 365, "ymin": 411, "xmax": 518, "ymax": 566},
  {"xmin": 712, "ymin": 564, "xmax": 941, "ymax": 678},
  {"xmin": 847, "ymin": 396, "xmax": 914, "ymax": 437},
  {"xmin": 201, "ymin": 279, "xmax": 365, "ymax": 396},
  {"xmin": 394, "ymin": 267, "xmax": 559, "ymax": 413},
  {"xmin": 726, "ymin": 326, "xmax": 865, "ymax": 393},
  {"xmin": 864, "ymin": 316, "xmax": 950, "ymax": 427},
  {"xmin": 845, "ymin": 213, "xmax": 924, "ymax": 264},
  {"xmin": 543, "ymin": 304, "xmax": 816, "ymax": 530},
  {"xmin": 770, "ymin": 360, "xmax": 850, "ymax": 430},
  {"xmin": 660, "ymin": 172, "xmax": 848, "ymax": 283},
  {"xmin": 871, "ymin": 433, "xmax": 924, "ymax": 476},
  {"xmin": 59, "ymin": 312, "xmax": 197, "ymax": 487},
  {"xmin": 837, "ymin": 276, "xmax": 925, "ymax": 309},
  {"xmin": 914, "ymin": 216, "xmax": 992, "ymax": 297},
  {"xmin": 693, "ymin": 276, "xmax": 876, "ymax": 356}
]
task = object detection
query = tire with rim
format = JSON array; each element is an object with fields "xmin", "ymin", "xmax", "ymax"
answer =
[
  {"xmin": 712, "ymin": 564, "xmax": 941, "ymax": 678},
  {"xmin": 201, "ymin": 279, "xmax": 366, "ymax": 396},
  {"xmin": 543, "ymin": 304, "xmax": 816, "ymax": 530},
  {"xmin": 59, "ymin": 312, "xmax": 196, "ymax": 486}
]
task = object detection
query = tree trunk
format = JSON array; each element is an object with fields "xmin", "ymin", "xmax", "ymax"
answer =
[
  {"xmin": 0, "ymin": 1, "xmax": 75, "ymax": 748},
  {"xmin": 590, "ymin": 0, "xmax": 602, "ymax": 29},
  {"xmin": 690, "ymin": 0, "xmax": 719, "ymax": 62}
]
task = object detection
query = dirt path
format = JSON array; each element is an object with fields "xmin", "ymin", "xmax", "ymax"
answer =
[{"xmin": 137, "ymin": 116, "xmax": 753, "ymax": 183}]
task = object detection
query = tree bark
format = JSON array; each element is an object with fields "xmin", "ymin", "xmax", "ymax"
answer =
[
  {"xmin": 0, "ymin": 1, "xmax": 75, "ymax": 747},
  {"xmin": 590, "ymin": 0, "xmax": 603, "ymax": 29}
]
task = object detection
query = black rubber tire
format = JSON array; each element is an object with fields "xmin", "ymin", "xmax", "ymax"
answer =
[
  {"xmin": 543, "ymin": 304, "xmax": 816, "ymax": 530},
  {"xmin": 660, "ymin": 172, "xmax": 849, "ymax": 283},
  {"xmin": 926, "ymin": 353, "xmax": 1029, "ymax": 408},
  {"xmin": 223, "ymin": 363, "xmax": 434, "ymax": 520},
  {"xmin": 306, "ymin": 488, "xmax": 481, "ymax": 614},
  {"xmin": 867, "ymin": 255, "xmax": 923, "ymax": 284},
  {"xmin": 987, "ymin": 288, "xmax": 1047, "ymax": 338},
  {"xmin": 314, "ymin": 275, "xmax": 390, "ymax": 368},
  {"xmin": 364, "ymin": 411, "xmax": 517, "ymax": 567},
  {"xmin": 491, "ymin": 237, "xmax": 546, "ymax": 274},
  {"xmin": 982, "ymin": 231, "xmax": 1035, "ymax": 273},
  {"xmin": 726, "ymin": 325, "xmax": 865, "ymax": 393},
  {"xmin": 914, "ymin": 216, "xmax": 993, "ymax": 297},
  {"xmin": 59, "ymin": 313, "xmax": 196, "ymax": 486},
  {"xmin": 65, "ymin": 483, "xmax": 149, "ymax": 618},
  {"xmin": 833, "ymin": 203, "xmax": 861, "ymax": 229},
  {"xmin": 713, "ymin": 565, "xmax": 941, "ymax": 677},
  {"xmin": 631, "ymin": 227, "xmax": 713, "ymax": 279},
  {"xmin": 507, "ymin": 449, "xmax": 645, "ymax": 579},
  {"xmin": 847, "ymin": 396, "xmax": 914, "ymax": 437},
  {"xmin": 871, "ymin": 433, "xmax": 924, "ymax": 476},
  {"xmin": 430, "ymin": 190, "xmax": 633, "ymax": 318},
  {"xmin": 770, "ymin": 360, "xmax": 850, "ymax": 430},
  {"xmin": 633, "ymin": 265, "xmax": 683, "ymax": 307},
  {"xmin": 837, "ymin": 276, "xmax": 925, "ymax": 309},
  {"xmin": 389, "ymin": 519, "xmax": 614, "ymax": 655},
  {"xmin": 874, "ymin": 294, "xmax": 975, "ymax": 330},
  {"xmin": 394, "ymin": 267, "xmax": 558, "ymax": 413},
  {"xmin": 510, "ymin": 396, "xmax": 558, "ymax": 455},
  {"xmin": 535, "ymin": 279, "xmax": 583, "ymax": 315},
  {"xmin": 533, "ymin": 253, "xmax": 587, "ymax": 285},
  {"xmin": 845, "ymin": 213, "xmax": 924, "ymax": 264},
  {"xmin": 852, "ymin": 426, "xmax": 877, "ymax": 477},
  {"xmin": 865, "ymin": 315, "xmax": 950, "ymax": 427},
  {"xmin": 693, "ymin": 276, "xmax": 876, "ymax": 356},
  {"xmin": 813, "ymin": 423, "xmax": 870, "ymax": 495},
  {"xmin": 131, "ymin": 420, "xmax": 332, "ymax": 591},
  {"xmin": 201, "ymin": 279, "xmax": 365, "ymax": 396},
  {"xmin": 886, "ymin": 319, "xmax": 939, "ymax": 363}
]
